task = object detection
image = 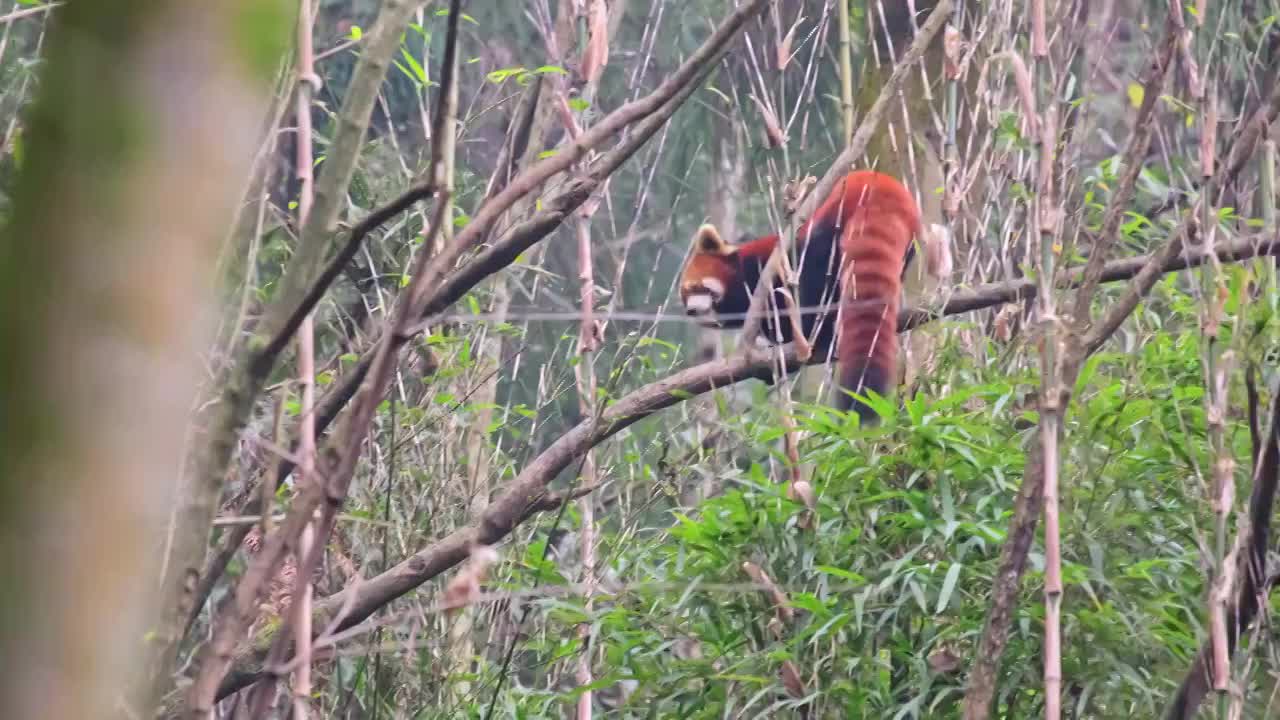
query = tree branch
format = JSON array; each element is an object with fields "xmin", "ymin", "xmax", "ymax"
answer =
[
  {"xmin": 166, "ymin": 0, "xmax": 435, "ymax": 698},
  {"xmin": 1070, "ymin": 19, "xmax": 1178, "ymax": 325},
  {"xmin": 266, "ymin": 0, "xmax": 763, "ymax": 488},
  {"xmin": 212, "ymin": 228, "xmax": 1280, "ymax": 701}
]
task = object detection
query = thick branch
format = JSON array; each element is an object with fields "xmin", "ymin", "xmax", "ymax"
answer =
[{"xmin": 212, "ymin": 229, "xmax": 1280, "ymax": 700}]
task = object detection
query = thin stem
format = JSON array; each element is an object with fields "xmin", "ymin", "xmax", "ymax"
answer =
[
  {"xmin": 290, "ymin": 0, "xmax": 319, "ymax": 716},
  {"xmin": 1028, "ymin": 0, "xmax": 1062, "ymax": 716}
]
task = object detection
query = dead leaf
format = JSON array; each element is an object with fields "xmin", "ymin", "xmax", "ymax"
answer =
[
  {"xmin": 580, "ymin": 0, "xmax": 609, "ymax": 86},
  {"xmin": 442, "ymin": 545, "xmax": 500, "ymax": 614},
  {"xmin": 780, "ymin": 660, "xmax": 806, "ymax": 698},
  {"xmin": 751, "ymin": 95, "xmax": 787, "ymax": 148}
]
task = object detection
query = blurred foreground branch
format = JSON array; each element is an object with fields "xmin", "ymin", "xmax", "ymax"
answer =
[{"xmin": 0, "ymin": 3, "xmax": 289, "ymax": 719}]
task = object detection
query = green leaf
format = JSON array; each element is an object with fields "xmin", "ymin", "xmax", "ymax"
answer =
[
  {"xmin": 1126, "ymin": 82, "xmax": 1143, "ymax": 109},
  {"xmin": 936, "ymin": 563, "xmax": 963, "ymax": 613},
  {"xmin": 399, "ymin": 47, "xmax": 428, "ymax": 85},
  {"xmin": 487, "ymin": 66, "xmax": 528, "ymax": 83}
]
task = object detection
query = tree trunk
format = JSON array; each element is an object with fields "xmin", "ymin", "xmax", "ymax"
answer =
[{"xmin": 0, "ymin": 4, "xmax": 289, "ymax": 719}]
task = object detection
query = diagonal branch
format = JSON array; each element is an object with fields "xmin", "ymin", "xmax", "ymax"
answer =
[
  {"xmin": 211, "ymin": 228, "xmax": 1280, "ymax": 700},
  {"xmin": 265, "ymin": 2, "xmax": 763, "ymax": 489},
  {"xmin": 165, "ymin": 0, "xmax": 437, "ymax": 698},
  {"xmin": 1070, "ymin": 18, "xmax": 1178, "ymax": 325}
]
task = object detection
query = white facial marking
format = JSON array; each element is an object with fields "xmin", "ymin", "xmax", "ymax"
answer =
[
  {"xmin": 685, "ymin": 294, "xmax": 713, "ymax": 312},
  {"xmin": 700, "ymin": 277, "xmax": 725, "ymax": 297}
]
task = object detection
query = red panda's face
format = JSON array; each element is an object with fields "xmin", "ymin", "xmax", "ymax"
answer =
[{"xmin": 679, "ymin": 224, "xmax": 738, "ymax": 327}]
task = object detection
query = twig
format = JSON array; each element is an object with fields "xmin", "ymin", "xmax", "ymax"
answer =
[
  {"xmin": 0, "ymin": 2, "xmax": 59, "ymax": 26},
  {"xmin": 1070, "ymin": 19, "xmax": 1179, "ymax": 325}
]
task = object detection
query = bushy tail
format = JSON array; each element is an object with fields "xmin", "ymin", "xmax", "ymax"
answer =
[
  {"xmin": 828, "ymin": 171, "xmax": 918, "ymax": 424},
  {"xmin": 833, "ymin": 301, "xmax": 898, "ymax": 425}
]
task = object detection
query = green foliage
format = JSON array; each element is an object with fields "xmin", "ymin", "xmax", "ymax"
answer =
[{"xmin": 441, "ymin": 272, "xmax": 1280, "ymax": 717}]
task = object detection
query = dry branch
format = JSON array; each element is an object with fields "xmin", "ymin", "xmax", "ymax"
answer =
[
  {"xmin": 212, "ymin": 229, "xmax": 1280, "ymax": 699},
  {"xmin": 166, "ymin": 0, "xmax": 436, "ymax": 695},
  {"xmin": 1070, "ymin": 21, "xmax": 1178, "ymax": 325},
  {"xmin": 269, "ymin": 0, "xmax": 767, "ymax": 489}
]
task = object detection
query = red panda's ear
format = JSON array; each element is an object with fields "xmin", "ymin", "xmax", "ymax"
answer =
[{"xmin": 692, "ymin": 224, "xmax": 735, "ymax": 256}]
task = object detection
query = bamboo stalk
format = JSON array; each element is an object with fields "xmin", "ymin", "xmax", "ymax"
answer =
[
  {"xmin": 837, "ymin": 0, "xmax": 854, "ymax": 145},
  {"xmin": 1028, "ymin": 1, "xmax": 1063, "ymax": 717},
  {"xmin": 1260, "ymin": 140, "xmax": 1277, "ymax": 312},
  {"xmin": 291, "ymin": 0, "xmax": 318, "ymax": 716}
]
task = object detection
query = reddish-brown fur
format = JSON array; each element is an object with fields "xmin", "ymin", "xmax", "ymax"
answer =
[{"xmin": 679, "ymin": 170, "xmax": 921, "ymax": 422}]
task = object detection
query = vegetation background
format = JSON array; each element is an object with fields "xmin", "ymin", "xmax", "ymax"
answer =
[{"xmin": 0, "ymin": 0, "xmax": 1278, "ymax": 718}]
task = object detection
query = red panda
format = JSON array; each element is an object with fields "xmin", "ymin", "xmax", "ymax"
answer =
[{"xmin": 679, "ymin": 170, "xmax": 921, "ymax": 423}]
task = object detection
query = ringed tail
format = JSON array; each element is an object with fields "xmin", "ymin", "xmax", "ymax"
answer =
[{"xmin": 827, "ymin": 172, "xmax": 921, "ymax": 423}]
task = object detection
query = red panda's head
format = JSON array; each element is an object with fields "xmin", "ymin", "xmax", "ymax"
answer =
[{"xmin": 679, "ymin": 224, "xmax": 742, "ymax": 328}]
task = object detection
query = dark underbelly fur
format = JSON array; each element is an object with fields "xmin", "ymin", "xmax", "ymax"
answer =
[{"xmin": 758, "ymin": 220, "xmax": 842, "ymax": 355}]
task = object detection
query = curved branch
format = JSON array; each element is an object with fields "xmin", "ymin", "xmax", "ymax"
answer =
[
  {"xmin": 328, "ymin": 232, "xmax": 1280, "ymax": 628},
  {"xmin": 269, "ymin": 4, "xmax": 757, "ymax": 485},
  {"xmin": 211, "ymin": 228, "xmax": 1280, "ymax": 701}
]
